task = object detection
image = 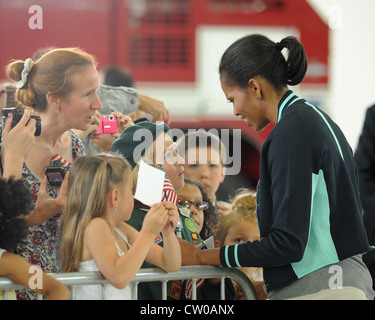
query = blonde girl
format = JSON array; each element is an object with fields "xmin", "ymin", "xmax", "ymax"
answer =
[
  {"xmin": 61, "ymin": 153, "xmax": 181, "ymax": 300},
  {"xmin": 215, "ymin": 189, "xmax": 260, "ymax": 246},
  {"xmin": 215, "ymin": 189, "xmax": 267, "ymax": 300}
]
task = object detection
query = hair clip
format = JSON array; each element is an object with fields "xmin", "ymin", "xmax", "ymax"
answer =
[{"xmin": 16, "ymin": 58, "xmax": 35, "ymax": 89}]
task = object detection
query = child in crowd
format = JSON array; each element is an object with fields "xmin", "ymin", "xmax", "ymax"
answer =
[
  {"xmin": 60, "ymin": 153, "xmax": 181, "ymax": 300},
  {"xmin": 176, "ymin": 178, "xmax": 218, "ymax": 240},
  {"xmin": 215, "ymin": 189, "xmax": 268, "ymax": 300},
  {"xmin": 112, "ymin": 120, "xmax": 202, "ymax": 300},
  {"xmin": 0, "ymin": 177, "xmax": 70, "ymax": 300},
  {"xmin": 177, "ymin": 130, "xmax": 231, "ymax": 217},
  {"xmin": 176, "ymin": 178, "xmax": 236, "ymax": 300}
]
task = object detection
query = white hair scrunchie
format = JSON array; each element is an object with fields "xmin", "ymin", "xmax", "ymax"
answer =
[{"xmin": 16, "ymin": 58, "xmax": 35, "ymax": 89}]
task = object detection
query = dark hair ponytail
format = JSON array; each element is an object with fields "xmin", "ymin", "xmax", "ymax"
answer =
[
  {"xmin": 277, "ymin": 36, "xmax": 308, "ymax": 86},
  {"xmin": 219, "ymin": 34, "xmax": 308, "ymax": 93}
]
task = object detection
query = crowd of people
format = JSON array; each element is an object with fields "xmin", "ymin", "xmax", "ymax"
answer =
[{"xmin": 0, "ymin": 34, "xmax": 374, "ymax": 300}]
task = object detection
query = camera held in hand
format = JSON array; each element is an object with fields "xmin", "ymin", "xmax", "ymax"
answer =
[
  {"xmin": 1, "ymin": 107, "xmax": 41, "ymax": 136},
  {"xmin": 44, "ymin": 161, "xmax": 67, "ymax": 187},
  {"xmin": 93, "ymin": 114, "xmax": 117, "ymax": 135}
]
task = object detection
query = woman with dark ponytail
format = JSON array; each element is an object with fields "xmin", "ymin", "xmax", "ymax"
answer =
[
  {"xmin": 181, "ymin": 34, "xmax": 375, "ymax": 300},
  {"xmin": 219, "ymin": 34, "xmax": 307, "ymax": 93}
]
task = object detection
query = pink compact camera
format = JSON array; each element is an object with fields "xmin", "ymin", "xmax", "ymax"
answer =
[{"xmin": 94, "ymin": 115, "xmax": 117, "ymax": 135}]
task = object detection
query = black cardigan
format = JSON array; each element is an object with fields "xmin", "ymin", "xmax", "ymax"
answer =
[{"xmin": 220, "ymin": 91, "xmax": 371, "ymax": 292}]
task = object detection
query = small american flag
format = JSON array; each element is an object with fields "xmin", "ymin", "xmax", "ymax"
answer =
[{"xmin": 159, "ymin": 165, "xmax": 178, "ymax": 206}]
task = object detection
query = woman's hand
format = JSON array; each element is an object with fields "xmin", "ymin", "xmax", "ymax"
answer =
[
  {"xmin": 1, "ymin": 109, "xmax": 36, "ymax": 179},
  {"xmin": 138, "ymin": 94, "xmax": 170, "ymax": 124},
  {"xmin": 90, "ymin": 112, "xmax": 133, "ymax": 152},
  {"xmin": 72, "ymin": 111, "xmax": 101, "ymax": 141},
  {"xmin": 111, "ymin": 112, "xmax": 134, "ymax": 138},
  {"xmin": 179, "ymin": 238, "xmax": 221, "ymax": 266},
  {"xmin": 26, "ymin": 172, "xmax": 69, "ymax": 226}
]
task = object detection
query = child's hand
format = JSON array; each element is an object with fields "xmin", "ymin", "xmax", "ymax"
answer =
[
  {"xmin": 160, "ymin": 201, "xmax": 179, "ymax": 235},
  {"xmin": 142, "ymin": 203, "xmax": 169, "ymax": 237}
]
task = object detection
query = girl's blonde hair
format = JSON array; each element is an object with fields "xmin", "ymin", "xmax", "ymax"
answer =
[
  {"xmin": 215, "ymin": 189, "xmax": 258, "ymax": 243},
  {"xmin": 61, "ymin": 153, "xmax": 131, "ymax": 272},
  {"xmin": 230, "ymin": 188, "xmax": 257, "ymax": 216},
  {"xmin": 6, "ymin": 47, "xmax": 97, "ymax": 110}
]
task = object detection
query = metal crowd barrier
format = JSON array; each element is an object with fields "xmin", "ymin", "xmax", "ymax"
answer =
[{"xmin": 0, "ymin": 265, "xmax": 258, "ymax": 300}]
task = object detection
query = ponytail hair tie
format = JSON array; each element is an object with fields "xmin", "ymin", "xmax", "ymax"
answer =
[
  {"xmin": 16, "ymin": 58, "xmax": 35, "ymax": 89},
  {"xmin": 275, "ymin": 42, "xmax": 284, "ymax": 52}
]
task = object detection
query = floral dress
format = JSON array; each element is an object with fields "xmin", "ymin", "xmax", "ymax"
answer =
[{"xmin": 16, "ymin": 131, "xmax": 85, "ymax": 300}]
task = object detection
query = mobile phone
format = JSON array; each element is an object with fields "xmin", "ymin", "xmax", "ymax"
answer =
[
  {"xmin": 94, "ymin": 115, "xmax": 117, "ymax": 135},
  {"xmin": 44, "ymin": 161, "xmax": 66, "ymax": 186}
]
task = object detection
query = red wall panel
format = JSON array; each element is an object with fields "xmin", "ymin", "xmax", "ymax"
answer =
[
  {"xmin": 0, "ymin": 0, "xmax": 112, "ymax": 76},
  {"xmin": 0, "ymin": 0, "xmax": 328, "ymax": 83}
]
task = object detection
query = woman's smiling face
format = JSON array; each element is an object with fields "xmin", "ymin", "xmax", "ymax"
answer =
[{"xmin": 220, "ymin": 78, "xmax": 270, "ymax": 132}]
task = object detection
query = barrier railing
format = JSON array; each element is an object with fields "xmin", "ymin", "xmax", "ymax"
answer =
[{"xmin": 0, "ymin": 265, "xmax": 258, "ymax": 300}]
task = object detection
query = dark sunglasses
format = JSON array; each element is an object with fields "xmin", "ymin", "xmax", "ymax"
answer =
[{"xmin": 178, "ymin": 199, "xmax": 209, "ymax": 210}]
